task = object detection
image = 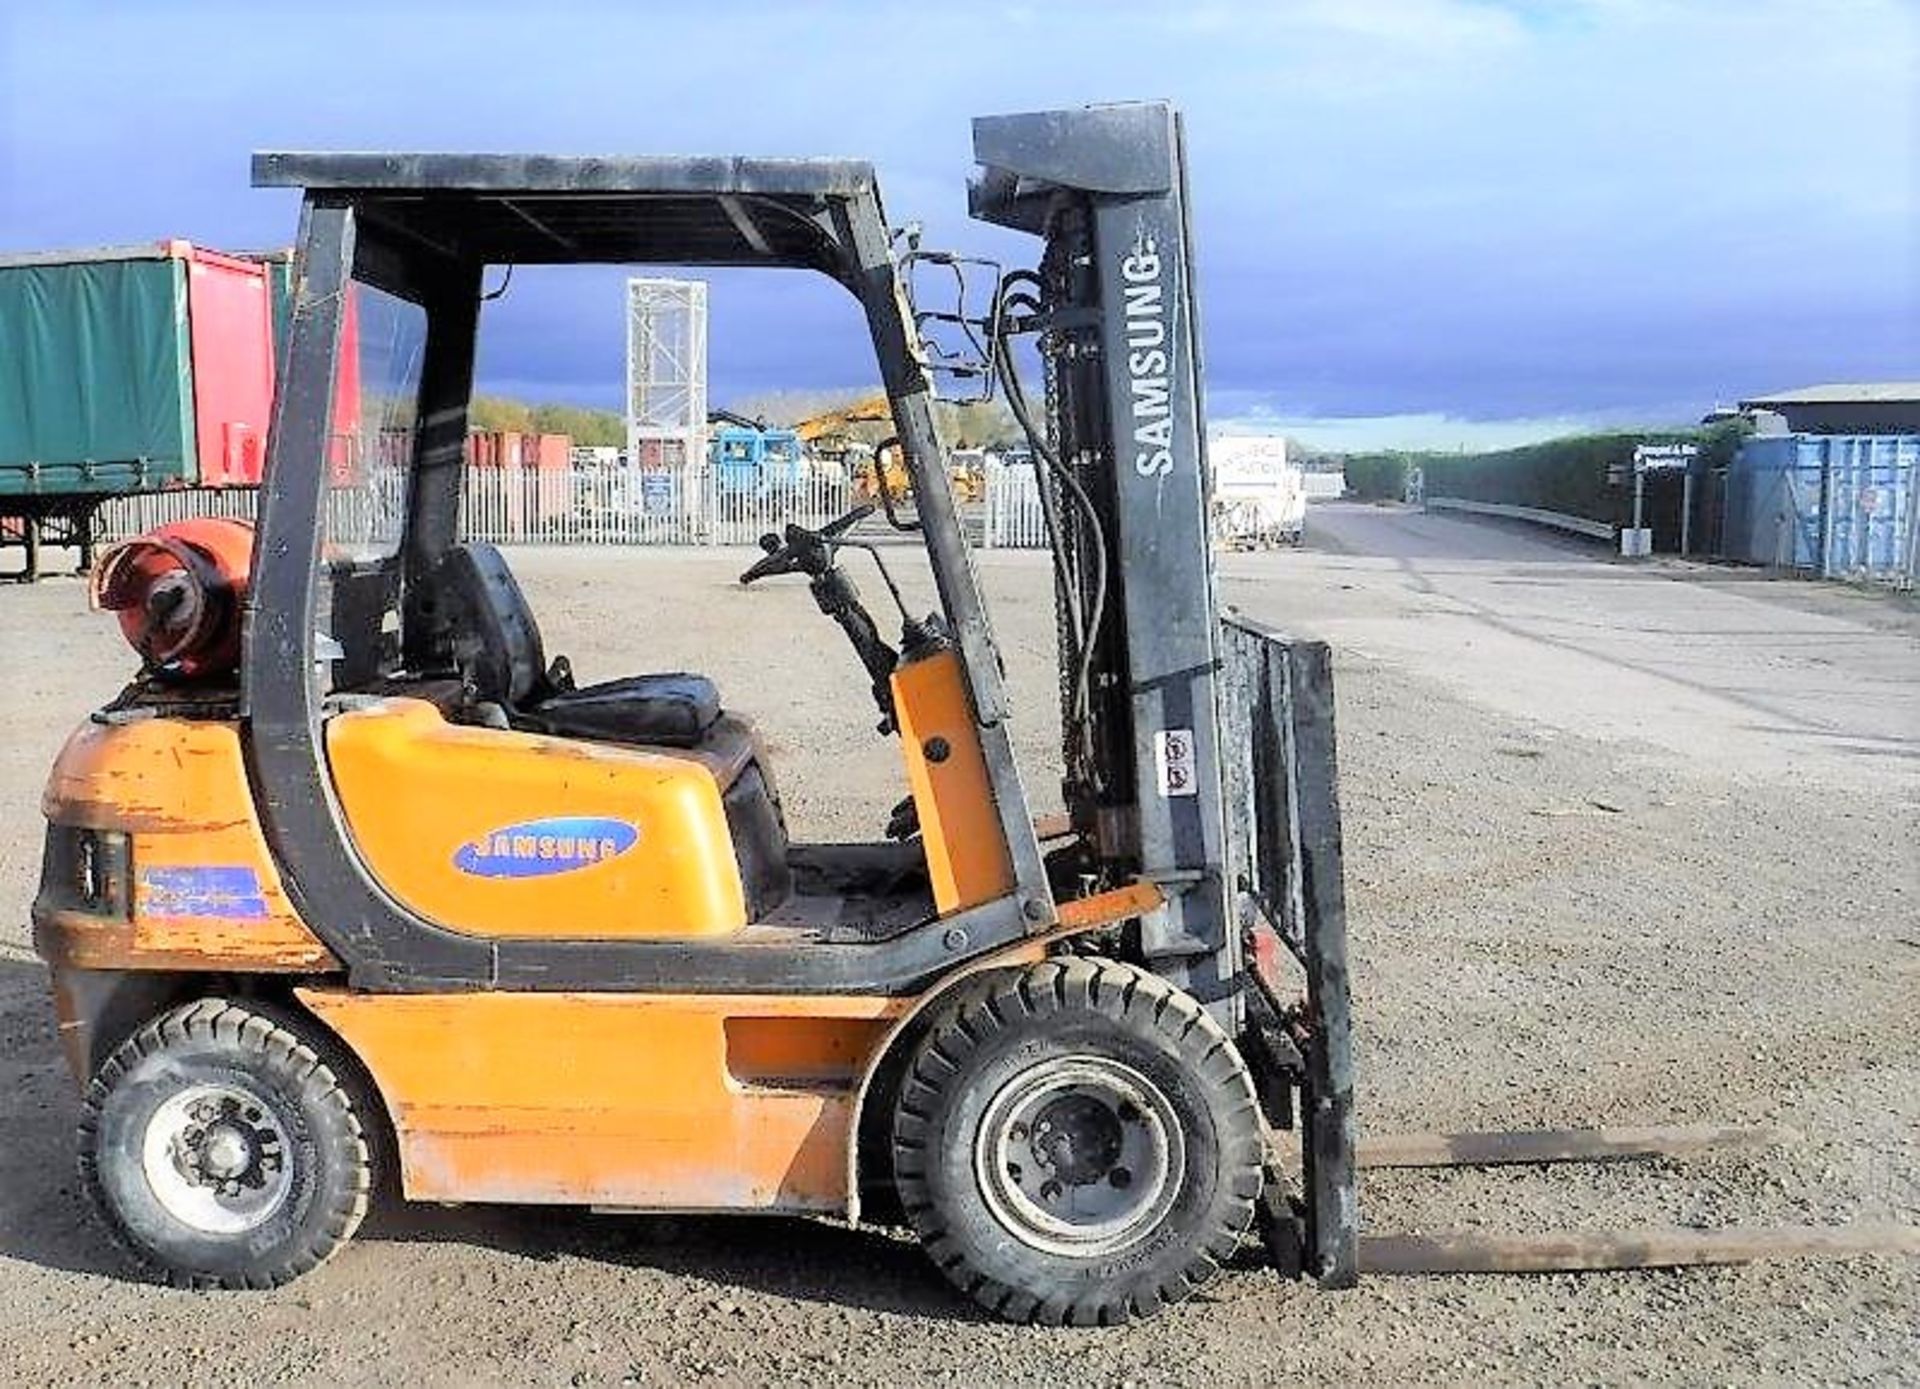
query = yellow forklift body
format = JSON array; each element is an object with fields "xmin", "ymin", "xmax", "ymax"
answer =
[
  {"xmin": 890, "ymin": 648, "xmax": 1013, "ymax": 913},
  {"xmin": 295, "ymin": 987, "xmax": 908, "ymax": 1210},
  {"xmin": 38, "ymin": 717, "xmax": 335, "ymax": 975},
  {"xmin": 325, "ymin": 698, "xmax": 748, "ymax": 940},
  {"xmin": 288, "ymin": 895, "xmax": 1154, "ymax": 1214}
]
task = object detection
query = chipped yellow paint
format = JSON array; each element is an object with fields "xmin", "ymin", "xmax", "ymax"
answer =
[
  {"xmin": 297, "ymin": 988, "xmax": 910, "ymax": 1210},
  {"xmin": 39, "ymin": 717, "xmax": 335, "ymax": 972}
]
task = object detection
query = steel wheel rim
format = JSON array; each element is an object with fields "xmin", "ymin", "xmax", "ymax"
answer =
[
  {"xmin": 140, "ymin": 1082, "xmax": 295, "ymax": 1234},
  {"xmin": 974, "ymin": 1055, "xmax": 1184, "ymax": 1257}
]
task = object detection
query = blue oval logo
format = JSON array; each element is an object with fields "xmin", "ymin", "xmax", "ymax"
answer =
[{"xmin": 453, "ymin": 816, "xmax": 639, "ymax": 878}]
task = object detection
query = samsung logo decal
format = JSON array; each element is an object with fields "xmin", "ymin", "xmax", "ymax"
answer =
[
  {"xmin": 1122, "ymin": 231, "xmax": 1174, "ymax": 478},
  {"xmin": 453, "ymin": 816, "xmax": 639, "ymax": 879}
]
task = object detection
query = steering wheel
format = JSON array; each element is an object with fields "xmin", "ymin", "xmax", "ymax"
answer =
[{"xmin": 739, "ymin": 503, "xmax": 876, "ymax": 585}]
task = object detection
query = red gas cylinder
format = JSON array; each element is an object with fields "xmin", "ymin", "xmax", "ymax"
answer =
[{"xmin": 89, "ymin": 517, "xmax": 256, "ymax": 680}]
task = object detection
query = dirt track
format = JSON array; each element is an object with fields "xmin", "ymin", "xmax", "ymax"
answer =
[{"xmin": 1, "ymin": 504, "xmax": 1915, "ymax": 1385}]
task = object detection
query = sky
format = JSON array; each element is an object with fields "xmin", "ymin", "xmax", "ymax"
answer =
[{"xmin": 1, "ymin": 0, "xmax": 1914, "ymax": 451}]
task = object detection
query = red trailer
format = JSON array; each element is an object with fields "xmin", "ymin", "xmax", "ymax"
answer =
[
  {"xmin": 1, "ymin": 241, "xmax": 284, "ymax": 576},
  {"xmin": 179, "ymin": 244, "xmax": 279, "ymax": 487}
]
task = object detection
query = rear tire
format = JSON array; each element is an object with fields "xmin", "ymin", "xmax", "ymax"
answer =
[
  {"xmin": 78, "ymin": 998, "xmax": 372, "ymax": 1289},
  {"xmin": 892, "ymin": 957, "xmax": 1263, "ymax": 1325}
]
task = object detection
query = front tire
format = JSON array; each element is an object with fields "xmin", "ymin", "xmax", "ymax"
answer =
[
  {"xmin": 78, "ymin": 998, "xmax": 372, "ymax": 1289},
  {"xmin": 893, "ymin": 958, "xmax": 1263, "ymax": 1325}
]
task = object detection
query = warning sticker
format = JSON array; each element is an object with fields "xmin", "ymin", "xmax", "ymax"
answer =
[{"xmin": 1154, "ymin": 728, "xmax": 1198, "ymax": 797}]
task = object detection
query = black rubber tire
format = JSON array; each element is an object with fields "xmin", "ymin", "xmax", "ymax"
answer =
[
  {"xmin": 78, "ymin": 998, "xmax": 373, "ymax": 1289},
  {"xmin": 892, "ymin": 957, "xmax": 1263, "ymax": 1325}
]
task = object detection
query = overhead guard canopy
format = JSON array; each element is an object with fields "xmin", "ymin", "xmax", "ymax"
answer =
[{"xmin": 250, "ymin": 152, "xmax": 882, "ymax": 273}]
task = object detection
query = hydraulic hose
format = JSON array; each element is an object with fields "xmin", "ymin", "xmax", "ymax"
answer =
[{"xmin": 991, "ymin": 301, "xmax": 1109, "ymax": 778}]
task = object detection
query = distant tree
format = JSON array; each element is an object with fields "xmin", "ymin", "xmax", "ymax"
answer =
[
  {"xmin": 1284, "ymin": 437, "xmax": 1347, "ymax": 472},
  {"xmin": 530, "ymin": 402, "xmax": 624, "ymax": 447},
  {"xmin": 468, "ymin": 384, "xmax": 1034, "ymax": 452},
  {"xmin": 937, "ymin": 396, "xmax": 1022, "ymax": 448},
  {"xmin": 1344, "ymin": 453, "xmax": 1413, "ymax": 501},
  {"xmin": 470, "ymin": 395, "xmax": 533, "ymax": 432}
]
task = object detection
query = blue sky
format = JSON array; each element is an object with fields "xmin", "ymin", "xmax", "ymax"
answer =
[{"xmin": 2, "ymin": 1, "xmax": 1914, "ymax": 450}]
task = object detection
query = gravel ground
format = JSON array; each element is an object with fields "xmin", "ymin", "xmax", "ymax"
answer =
[{"xmin": 0, "ymin": 503, "xmax": 1914, "ymax": 1385}]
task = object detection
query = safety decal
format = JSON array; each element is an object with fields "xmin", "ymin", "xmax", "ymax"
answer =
[
  {"xmin": 1154, "ymin": 728, "xmax": 1198, "ymax": 797},
  {"xmin": 453, "ymin": 816, "xmax": 639, "ymax": 879},
  {"xmin": 139, "ymin": 866, "xmax": 271, "ymax": 919}
]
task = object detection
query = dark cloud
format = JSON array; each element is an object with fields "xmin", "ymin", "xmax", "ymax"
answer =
[{"xmin": 3, "ymin": 2, "xmax": 1913, "ymax": 429}]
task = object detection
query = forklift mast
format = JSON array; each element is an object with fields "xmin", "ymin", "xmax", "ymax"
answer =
[{"xmin": 971, "ymin": 104, "xmax": 1238, "ymax": 1023}]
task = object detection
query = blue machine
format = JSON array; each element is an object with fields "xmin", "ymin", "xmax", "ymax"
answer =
[{"xmin": 709, "ymin": 417, "xmax": 808, "ymax": 495}]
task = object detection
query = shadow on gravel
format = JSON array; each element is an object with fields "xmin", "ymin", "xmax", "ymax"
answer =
[
  {"xmin": 360, "ymin": 1201, "xmax": 990, "ymax": 1321},
  {"xmin": 0, "ymin": 953, "xmax": 131, "ymax": 1280}
]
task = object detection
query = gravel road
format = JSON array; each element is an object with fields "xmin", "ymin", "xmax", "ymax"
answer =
[{"xmin": 0, "ymin": 504, "xmax": 1914, "ymax": 1385}]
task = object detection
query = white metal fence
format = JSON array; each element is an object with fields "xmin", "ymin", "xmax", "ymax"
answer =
[
  {"xmin": 98, "ymin": 486, "xmax": 258, "ymax": 538},
  {"xmin": 981, "ymin": 460, "xmax": 1048, "ymax": 548},
  {"xmin": 98, "ymin": 462, "xmax": 857, "ymax": 550},
  {"xmin": 473, "ymin": 461, "xmax": 854, "ymax": 546}
]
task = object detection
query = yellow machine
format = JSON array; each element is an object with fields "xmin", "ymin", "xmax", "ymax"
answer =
[
  {"xmin": 794, "ymin": 393, "xmax": 983, "ymax": 505},
  {"xmin": 792, "ymin": 391, "xmax": 894, "ymax": 459},
  {"xmin": 35, "ymin": 105, "xmax": 1344, "ymax": 1324},
  {"xmin": 794, "ymin": 392, "xmax": 911, "ymax": 503}
]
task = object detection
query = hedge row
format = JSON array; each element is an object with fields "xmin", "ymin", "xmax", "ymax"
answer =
[
  {"xmin": 1343, "ymin": 452, "xmax": 1412, "ymax": 501},
  {"xmin": 1345, "ymin": 422, "xmax": 1748, "ymax": 525}
]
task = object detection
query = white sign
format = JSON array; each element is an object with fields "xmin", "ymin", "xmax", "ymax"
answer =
[
  {"xmin": 1209, "ymin": 435, "xmax": 1291, "ymax": 483},
  {"xmin": 1208, "ymin": 436, "xmax": 1305, "ymax": 541},
  {"xmin": 1154, "ymin": 728, "xmax": 1198, "ymax": 798},
  {"xmin": 1633, "ymin": 443, "xmax": 1698, "ymax": 472}
]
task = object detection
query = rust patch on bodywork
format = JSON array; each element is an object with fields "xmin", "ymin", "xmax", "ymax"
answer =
[
  {"xmin": 37, "ymin": 715, "xmax": 335, "ymax": 974},
  {"xmin": 37, "ymin": 908, "xmax": 337, "ymax": 973}
]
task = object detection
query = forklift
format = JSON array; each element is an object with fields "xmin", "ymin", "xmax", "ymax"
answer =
[
  {"xmin": 37, "ymin": 102, "xmax": 1345, "ymax": 1321},
  {"xmin": 34, "ymin": 102, "xmax": 1909, "ymax": 1322}
]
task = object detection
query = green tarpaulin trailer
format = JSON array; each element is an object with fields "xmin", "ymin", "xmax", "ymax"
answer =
[{"xmin": 0, "ymin": 241, "xmax": 285, "ymax": 579}]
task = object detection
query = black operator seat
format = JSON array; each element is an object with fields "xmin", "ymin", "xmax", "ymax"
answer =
[{"xmin": 428, "ymin": 542, "xmax": 721, "ymax": 747}]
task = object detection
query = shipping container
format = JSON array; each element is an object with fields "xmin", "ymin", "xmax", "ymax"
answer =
[
  {"xmin": 1722, "ymin": 433, "xmax": 1919, "ymax": 586},
  {"xmin": 457, "ymin": 431, "xmax": 576, "ymax": 537}
]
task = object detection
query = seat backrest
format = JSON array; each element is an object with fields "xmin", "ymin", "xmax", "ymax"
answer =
[{"xmin": 430, "ymin": 542, "xmax": 547, "ymax": 707}]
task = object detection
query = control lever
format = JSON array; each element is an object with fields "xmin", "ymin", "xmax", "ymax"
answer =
[
  {"xmin": 809, "ymin": 565, "xmax": 899, "ymax": 733},
  {"xmin": 739, "ymin": 504, "xmax": 901, "ymax": 732},
  {"xmin": 737, "ymin": 504, "xmax": 874, "ymax": 585}
]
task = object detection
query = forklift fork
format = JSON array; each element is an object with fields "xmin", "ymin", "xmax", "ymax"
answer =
[{"xmin": 1220, "ymin": 615, "xmax": 1920, "ymax": 1285}]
